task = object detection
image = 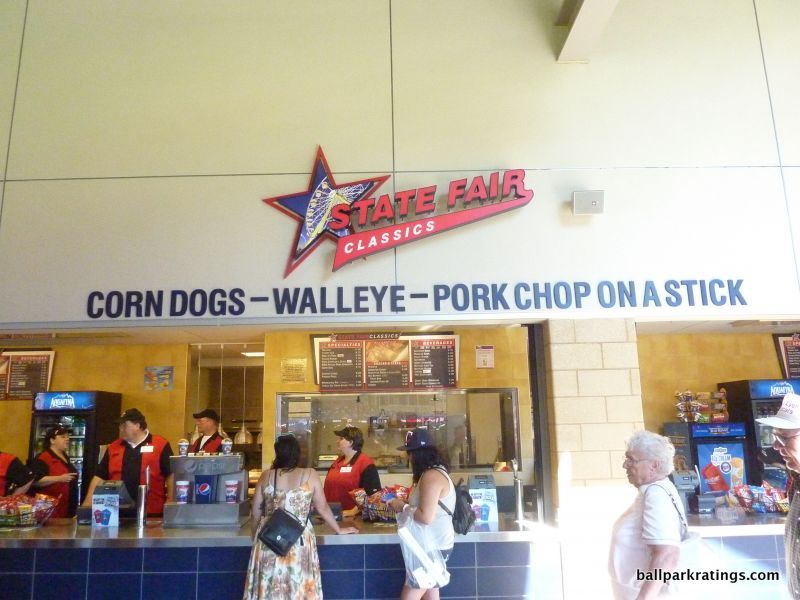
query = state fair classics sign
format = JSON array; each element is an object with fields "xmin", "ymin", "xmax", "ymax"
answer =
[{"xmin": 83, "ymin": 148, "xmax": 749, "ymax": 321}]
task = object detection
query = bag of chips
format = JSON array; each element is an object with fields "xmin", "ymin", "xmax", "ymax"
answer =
[{"xmin": 0, "ymin": 494, "xmax": 58, "ymax": 527}]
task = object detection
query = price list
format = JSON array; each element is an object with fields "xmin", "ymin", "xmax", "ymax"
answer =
[
  {"xmin": 5, "ymin": 354, "xmax": 52, "ymax": 400},
  {"xmin": 319, "ymin": 342, "xmax": 364, "ymax": 391},
  {"xmin": 411, "ymin": 339, "xmax": 457, "ymax": 388},
  {"xmin": 782, "ymin": 339, "xmax": 800, "ymax": 379}
]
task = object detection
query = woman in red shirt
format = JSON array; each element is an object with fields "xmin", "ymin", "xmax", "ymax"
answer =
[
  {"xmin": 30, "ymin": 426, "xmax": 78, "ymax": 518},
  {"xmin": 323, "ymin": 426, "xmax": 381, "ymax": 512}
]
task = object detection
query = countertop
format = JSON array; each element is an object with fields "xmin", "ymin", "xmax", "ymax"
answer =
[
  {"xmin": 0, "ymin": 513, "xmax": 548, "ymax": 548},
  {"xmin": 687, "ymin": 512, "xmax": 786, "ymax": 537}
]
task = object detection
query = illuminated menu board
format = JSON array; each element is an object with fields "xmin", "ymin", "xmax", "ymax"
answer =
[{"xmin": 314, "ymin": 334, "xmax": 457, "ymax": 391}]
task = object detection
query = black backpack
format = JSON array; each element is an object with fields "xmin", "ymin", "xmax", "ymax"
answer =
[{"xmin": 437, "ymin": 471, "xmax": 476, "ymax": 535}]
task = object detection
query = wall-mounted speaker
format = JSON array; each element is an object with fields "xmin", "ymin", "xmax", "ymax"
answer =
[{"xmin": 572, "ymin": 190, "xmax": 604, "ymax": 215}]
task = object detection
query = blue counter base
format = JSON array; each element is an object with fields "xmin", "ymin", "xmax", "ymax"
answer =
[{"xmin": 0, "ymin": 541, "xmax": 562, "ymax": 600}]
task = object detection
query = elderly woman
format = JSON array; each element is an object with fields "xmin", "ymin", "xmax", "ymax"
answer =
[{"xmin": 609, "ymin": 430, "xmax": 685, "ymax": 599}]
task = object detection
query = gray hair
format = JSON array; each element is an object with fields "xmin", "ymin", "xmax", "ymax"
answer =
[{"xmin": 627, "ymin": 430, "xmax": 675, "ymax": 478}]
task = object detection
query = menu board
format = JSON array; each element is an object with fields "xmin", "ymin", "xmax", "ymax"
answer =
[
  {"xmin": 0, "ymin": 350, "xmax": 55, "ymax": 401},
  {"xmin": 774, "ymin": 334, "xmax": 800, "ymax": 379},
  {"xmin": 318, "ymin": 341, "xmax": 364, "ymax": 390},
  {"xmin": 365, "ymin": 339, "xmax": 410, "ymax": 389},
  {"xmin": 411, "ymin": 338, "xmax": 457, "ymax": 388},
  {"xmin": 314, "ymin": 334, "xmax": 458, "ymax": 391}
]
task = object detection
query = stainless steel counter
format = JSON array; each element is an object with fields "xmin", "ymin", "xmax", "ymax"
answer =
[{"xmin": 0, "ymin": 514, "xmax": 545, "ymax": 549}]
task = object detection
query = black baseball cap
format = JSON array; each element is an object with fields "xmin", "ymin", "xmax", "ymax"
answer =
[
  {"xmin": 397, "ymin": 428, "xmax": 435, "ymax": 451},
  {"xmin": 334, "ymin": 426, "xmax": 363, "ymax": 443},
  {"xmin": 45, "ymin": 425, "xmax": 70, "ymax": 439},
  {"xmin": 193, "ymin": 408, "xmax": 221, "ymax": 422},
  {"xmin": 117, "ymin": 408, "xmax": 146, "ymax": 425}
]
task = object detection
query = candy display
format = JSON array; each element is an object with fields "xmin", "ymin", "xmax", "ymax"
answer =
[
  {"xmin": 729, "ymin": 482, "xmax": 788, "ymax": 514},
  {"xmin": 350, "ymin": 485, "xmax": 410, "ymax": 522},
  {"xmin": 675, "ymin": 390, "xmax": 728, "ymax": 423},
  {"xmin": 0, "ymin": 494, "xmax": 58, "ymax": 527}
]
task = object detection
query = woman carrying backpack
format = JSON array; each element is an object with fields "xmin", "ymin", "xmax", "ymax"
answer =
[{"xmin": 390, "ymin": 428, "xmax": 455, "ymax": 600}]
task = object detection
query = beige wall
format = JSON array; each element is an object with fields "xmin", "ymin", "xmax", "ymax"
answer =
[
  {"xmin": 262, "ymin": 326, "xmax": 533, "ymax": 476},
  {"xmin": 637, "ymin": 332, "xmax": 783, "ymax": 433},
  {"xmin": 0, "ymin": 344, "xmax": 189, "ymax": 459}
]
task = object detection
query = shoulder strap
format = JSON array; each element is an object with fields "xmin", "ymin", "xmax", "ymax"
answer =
[
  {"xmin": 434, "ymin": 467, "xmax": 456, "ymax": 515},
  {"xmin": 645, "ymin": 483, "xmax": 689, "ymax": 535}
]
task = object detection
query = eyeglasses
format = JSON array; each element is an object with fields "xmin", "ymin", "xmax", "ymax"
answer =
[
  {"xmin": 772, "ymin": 431, "xmax": 800, "ymax": 447},
  {"xmin": 623, "ymin": 456, "xmax": 651, "ymax": 466}
]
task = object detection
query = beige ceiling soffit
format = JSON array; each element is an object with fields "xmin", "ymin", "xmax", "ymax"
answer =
[{"xmin": 556, "ymin": 0, "xmax": 620, "ymax": 63}]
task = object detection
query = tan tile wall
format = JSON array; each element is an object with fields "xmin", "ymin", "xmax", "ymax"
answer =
[
  {"xmin": 637, "ymin": 332, "xmax": 783, "ymax": 432},
  {"xmin": 0, "ymin": 344, "xmax": 189, "ymax": 459},
  {"xmin": 545, "ymin": 319, "xmax": 644, "ymax": 496}
]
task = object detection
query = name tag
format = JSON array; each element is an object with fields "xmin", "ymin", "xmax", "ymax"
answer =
[
  {"xmin": 140, "ymin": 445, "xmax": 154, "ymax": 454},
  {"xmin": 340, "ymin": 466, "xmax": 353, "ymax": 473}
]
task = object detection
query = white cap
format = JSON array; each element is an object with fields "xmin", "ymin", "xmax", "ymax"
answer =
[{"xmin": 755, "ymin": 393, "xmax": 800, "ymax": 429}]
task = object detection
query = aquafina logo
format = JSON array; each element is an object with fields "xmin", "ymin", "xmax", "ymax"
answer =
[
  {"xmin": 770, "ymin": 381, "xmax": 795, "ymax": 397},
  {"xmin": 49, "ymin": 393, "xmax": 75, "ymax": 409}
]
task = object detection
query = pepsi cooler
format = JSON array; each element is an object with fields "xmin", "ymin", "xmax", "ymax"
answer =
[
  {"xmin": 29, "ymin": 391, "xmax": 122, "ymax": 504},
  {"xmin": 162, "ymin": 454, "xmax": 249, "ymax": 527}
]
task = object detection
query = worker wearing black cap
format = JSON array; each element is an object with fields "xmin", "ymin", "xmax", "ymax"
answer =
[
  {"xmin": 190, "ymin": 408, "xmax": 224, "ymax": 453},
  {"xmin": 81, "ymin": 408, "xmax": 174, "ymax": 516},
  {"xmin": 0, "ymin": 450, "xmax": 34, "ymax": 496},
  {"xmin": 323, "ymin": 426, "xmax": 381, "ymax": 511},
  {"xmin": 29, "ymin": 426, "xmax": 78, "ymax": 517}
]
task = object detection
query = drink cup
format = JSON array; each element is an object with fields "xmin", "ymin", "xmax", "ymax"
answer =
[
  {"xmin": 176, "ymin": 481, "xmax": 190, "ymax": 504},
  {"xmin": 177, "ymin": 439, "xmax": 189, "ymax": 456},
  {"xmin": 221, "ymin": 438, "xmax": 233, "ymax": 455},
  {"xmin": 224, "ymin": 480, "xmax": 239, "ymax": 503},
  {"xmin": 94, "ymin": 509, "xmax": 103, "ymax": 524},
  {"xmin": 101, "ymin": 509, "xmax": 111, "ymax": 525}
]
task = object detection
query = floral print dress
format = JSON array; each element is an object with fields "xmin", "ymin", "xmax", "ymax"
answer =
[{"xmin": 243, "ymin": 473, "xmax": 322, "ymax": 599}]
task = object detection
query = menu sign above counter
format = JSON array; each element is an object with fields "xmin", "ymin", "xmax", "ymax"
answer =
[
  {"xmin": 313, "ymin": 334, "xmax": 458, "ymax": 392},
  {"xmin": 0, "ymin": 350, "xmax": 55, "ymax": 401}
]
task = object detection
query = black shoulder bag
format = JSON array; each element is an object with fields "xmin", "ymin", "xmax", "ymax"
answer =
[{"xmin": 257, "ymin": 469, "xmax": 310, "ymax": 557}]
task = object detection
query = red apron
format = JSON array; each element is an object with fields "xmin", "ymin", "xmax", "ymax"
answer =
[
  {"xmin": 35, "ymin": 449, "xmax": 77, "ymax": 518},
  {"xmin": 190, "ymin": 432, "xmax": 222, "ymax": 453},
  {"xmin": 107, "ymin": 435, "xmax": 169, "ymax": 516},
  {"xmin": 323, "ymin": 452, "xmax": 375, "ymax": 509},
  {"xmin": 0, "ymin": 452, "xmax": 14, "ymax": 496}
]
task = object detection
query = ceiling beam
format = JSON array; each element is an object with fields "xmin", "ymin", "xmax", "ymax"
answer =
[{"xmin": 556, "ymin": 0, "xmax": 620, "ymax": 63}]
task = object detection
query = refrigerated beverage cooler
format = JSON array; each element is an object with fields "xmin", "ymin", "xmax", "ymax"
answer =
[
  {"xmin": 29, "ymin": 391, "xmax": 122, "ymax": 504},
  {"xmin": 663, "ymin": 422, "xmax": 750, "ymax": 495},
  {"xmin": 718, "ymin": 379, "xmax": 800, "ymax": 488}
]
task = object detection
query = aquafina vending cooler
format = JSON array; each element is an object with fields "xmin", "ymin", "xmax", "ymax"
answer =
[{"xmin": 29, "ymin": 391, "xmax": 122, "ymax": 504}]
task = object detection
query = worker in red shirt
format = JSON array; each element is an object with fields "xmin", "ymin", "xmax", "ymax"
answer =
[
  {"xmin": 0, "ymin": 450, "xmax": 34, "ymax": 496},
  {"xmin": 190, "ymin": 408, "xmax": 224, "ymax": 453},
  {"xmin": 81, "ymin": 408, "xmax": 174, "ymax": 516},
  {"xmin": 30, "ymin": 425, "xmax": 78, "ymax": 517},
  {"xmin": 323, "ymin": 426, "xmax": 381, "ymax": 512}
]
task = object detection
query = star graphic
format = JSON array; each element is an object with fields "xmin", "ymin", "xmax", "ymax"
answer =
[{"xmin": 264, "ymin": 147, "xmax": 389, "ymax": 277}]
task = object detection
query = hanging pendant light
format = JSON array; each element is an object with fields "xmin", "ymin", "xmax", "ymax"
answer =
[
  {"xmin": 235, "ymin": 346, "xmax": 253, "ymax": 444},
  {"xmin": 190, "ymin": 344, "xmax": 203, "ymax": 444}
]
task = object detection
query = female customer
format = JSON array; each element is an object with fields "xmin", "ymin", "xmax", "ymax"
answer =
[
  {"xmin": 609, "ymin": 430, "xmax": 684, "ymax": 599},
  {"xmin": 29, "ymin": 425, "xmax": 78, "ymax": 517},
  {"xmin": 244, "ymin": 434, "xmax": 358, "ymax": 600},
  {"xmin": 323, "ymin": 425, "xmax": 381, "ymax": 513},
  {"xmin": 390, "ymin": 428, "xmax": 455, "ymax": 600}
]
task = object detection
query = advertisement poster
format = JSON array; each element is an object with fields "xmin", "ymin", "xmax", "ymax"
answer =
[
  {"xmin": 0, "ymin": 350, "xmax": 55, "ymax": 401},
  {"xmin": 475, "ymin": 345, "xmax": 495, "ymax": 369},
  {"xmin": 144, "ymin": 366, "xmax": 174, "ymax": 391},
  {"xmin": 696, "ymin": 443, "xmax": 746, "ymax": 495}
]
